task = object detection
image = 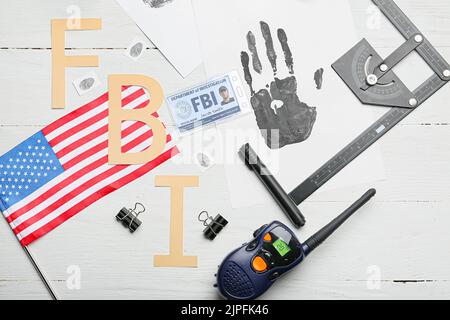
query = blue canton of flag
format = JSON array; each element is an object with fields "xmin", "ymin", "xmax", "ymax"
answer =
[{"xmin": 0, "ymin": 132, "xmax": 64, "ymax": 212}]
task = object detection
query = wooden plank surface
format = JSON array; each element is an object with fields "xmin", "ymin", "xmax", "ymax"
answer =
[{"xmin": 1, "ymin": 0, "xmax": 450, "ymax": 300}]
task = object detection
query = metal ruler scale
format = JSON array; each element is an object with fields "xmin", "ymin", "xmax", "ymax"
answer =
[
  {"xmin": 289, "ymin": 0, "xmax": 449, "ymax": 205},
  {"xmin": 375, "ymin": 0, "xmax": 449, "ymax": 79}
]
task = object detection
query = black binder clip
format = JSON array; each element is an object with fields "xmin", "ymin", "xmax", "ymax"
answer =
[
  {"xmin": 116, "ymin": 203, "xmax": 145, "ymax": 233},
  {"xmin": 198, "ymin": 211, "xmax": 228, "ymax": 240}
]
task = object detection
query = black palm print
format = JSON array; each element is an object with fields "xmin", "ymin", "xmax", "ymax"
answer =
[
  {"xmin": 143, "ymin": 0, "xmax": 175, "ymax": 9},
  {"xmin": 241, "ymin": 21, "xmax": 317, "ymax": 149}
]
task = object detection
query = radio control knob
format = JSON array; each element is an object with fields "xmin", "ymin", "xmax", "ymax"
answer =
[
  {"xmin": 246, "ymin": 239, "xmax": 259, "ymax": 251},
  {"xmin": 262, "ymin": 250, "xmax": 273, "ymax": 261},
  {"xmin": 253, "ymin": 224, "xmax": 268, "ymax": 237}
]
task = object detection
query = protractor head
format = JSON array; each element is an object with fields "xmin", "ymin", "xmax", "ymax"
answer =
[{"xmin": 332, "ymin": 39, "xmax": 414, "ymax": 108}]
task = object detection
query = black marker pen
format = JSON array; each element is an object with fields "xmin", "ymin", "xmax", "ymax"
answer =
[{"xmin": 239, "ymin": 143, "xmax": 306, "ymax": 228}]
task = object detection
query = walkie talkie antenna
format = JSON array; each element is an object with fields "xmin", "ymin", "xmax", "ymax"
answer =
[{"xmin": 303, "ymin": 189, "xmax": 376, "ymax": 255}]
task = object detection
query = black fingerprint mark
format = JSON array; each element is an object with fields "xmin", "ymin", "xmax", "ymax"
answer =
[
  {"xmin": 197, "ymin": 153, "xmax": 211, "ymax": 168},
  {"xmin": 143, "ymin": 0, "xmax": 174, "ymax": 9},
  {"xmin": 79, "ymin": 78, "xmax": 95, "ymax": 91},
  {"xmin": 277, "ymin": 29, "xmax": 294, "ymax": 74},
  {"xmin": 314, "ymin": 68, "xmax": 324, "ymax": 90},
  {"xmin": 130, "ymin": 42, "xmax": 143, "ymax": 58},
  {"xmin": 260, "ymin": 21, "xmax": 277, "ymax": 75},
  {"xmin": 246, "ymin": 31, "xmax": 262, "ymax": 74}
]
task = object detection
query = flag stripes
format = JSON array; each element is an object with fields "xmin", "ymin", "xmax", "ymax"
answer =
[{"xmin": 1, "ymin": 86, "xmax": 178, "ymax": 246}]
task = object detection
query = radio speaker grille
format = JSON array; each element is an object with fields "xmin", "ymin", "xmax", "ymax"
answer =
[{"xmin": 221, "ymin": 261, "xmax": 255, "ymax": 299}]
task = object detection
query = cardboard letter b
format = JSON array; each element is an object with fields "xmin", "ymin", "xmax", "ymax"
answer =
[{"xmin": 108, "ymin": 74, "xmax": 166, "ymax": 164}]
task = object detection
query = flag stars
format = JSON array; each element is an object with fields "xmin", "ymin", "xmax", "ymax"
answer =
[{"xmin": 0, "ymin": 137, "xmax": 60, "ymax": 205}]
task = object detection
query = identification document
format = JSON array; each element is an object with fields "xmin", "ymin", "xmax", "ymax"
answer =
[{"xmin": 166, "ymin": 71, "xmax": 250, "ymax": 134}]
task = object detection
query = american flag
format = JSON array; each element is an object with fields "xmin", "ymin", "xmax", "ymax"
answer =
[{"xmin": 0, "ymin": 86, "xmax": 179, "ymax": 246}]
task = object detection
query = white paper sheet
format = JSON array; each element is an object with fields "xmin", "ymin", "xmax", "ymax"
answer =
[
  {"xmin": 192, "ymin": 0, "xmax": 386, "ymax": 208},
  {"xmin": 116, "ymin": 0, "xmax": 202, "ymax": 77}
]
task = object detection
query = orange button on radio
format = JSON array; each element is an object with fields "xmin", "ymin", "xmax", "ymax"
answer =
[
  {"xmin": 252, "ymin": 256, "xmax": 268, "ymax": 273},
  {"xmin": 263, "ymin": 233, "xmax": 272, "ymax": 242}
]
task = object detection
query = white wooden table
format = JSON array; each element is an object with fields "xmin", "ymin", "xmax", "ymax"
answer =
[{"xmin": 1, "ymin": 0, "xmax": 449, "ymax": 300}]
